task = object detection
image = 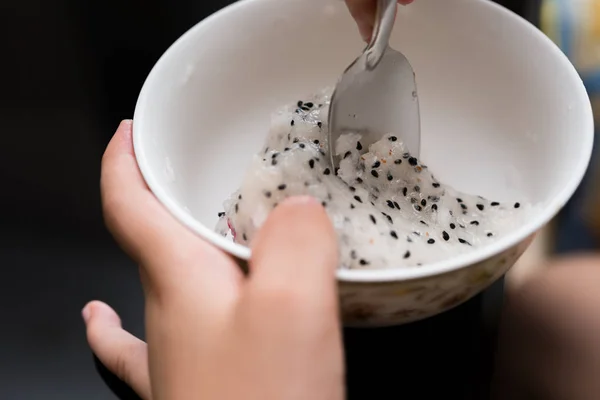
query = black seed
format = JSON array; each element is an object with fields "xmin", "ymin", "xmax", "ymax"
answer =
[
  {"xmin": 476, "ymin": 204, "xmax": 485, "ymax": 211},
  {"xmin": 356, "ymin": 141, "xmax": 363, "ymax": 151},
  {"xmin": 407, "ymin": 237, "xmax": 413, "ymax": 243},
  {"xmin": 432, "ymin": 182, "xmax": 441, "ymax": 188},
  {"xmin": 420, "ymin": 220, "xmax": 428, "ymax": 226},
  {"xmin": 404, "ymin": 251, "xmax": 411, "ymax": 259},
  {"xmin": 301, "ymin": 106, "xmax": 310, "ymax": 111},
  {"xmin": 430, "ymin": 196, "xmax": 440, "ymax": 202},
  {"xmin": 297, "ymin": 100, "xmax": 303, "ymax": 107},
  {"xmin": 386, "ymin": 200, "xmax": 394, "ymax": 208},
  {"xmin": 371, "ymin": 170, "xmax": 379, "ymax": 178},
  {"xmin": 319, "ymin": 149, "xmax": 326, "ymax": 156},
  {"xmin": 322, "ymin": 201, "xmax": 327, "ymax": 207},
  {"xmin": 457, "ymin": 198, "xmax": 463, "ymax": 203},
  {"xmin": 390, "ymin": 231, "xmax": 398, "ymax": 239},
  {"xmin": 393, "ymin": 201, "xmax": 401, "ymax": 209},
  {"xmin": 359, "ymin": 259, "xmax": 369, "ymax": 266},
  {"xmin": 356, "ymin": 177, "xmax": 363, "ymax": 183},
  {"xmin": 491, "ymin": 202, "xmax": 500, "ymax": 207},
  {"xmin": 354, "ymin": 195, "xmax": 363, "ymax": 203},
  {"xmin": 313, "ymin": 139, "xmax": 320, "ymax": 145},
  {"xmin": 443, "ymin": 231, "xmax": 450, "ymax": 241},
  {"xmin": 271, "ymin": 159, "xmax": 278, "ymax": 166},
  {"xmin": 514, "ymin": 202, "xmax": 521, "ymax": 209},
  {"xmin": 428, "ymin": 239, "xmax": 435, "ymax": 244},
  {"xmin": 431, "ymin": 204, "xmax": 438, "ymax": 211},
  {"xmin": 460, "ymin": 204, "xmax": 468, "ymax": 210},
  {"xmin": 238, "ymin": 194, "xmax": 242, "ymax": 200},
  {"xmin": 264, "ymin": 147, "xmax": 269, "ymax": 154},
  {"xmin": 394, "ymin": 159, "xmax": 402, "ymax": 164},
  {"xmin": 372, "ymin": 161, "xmax": 381, "ymax": 168},
  {"xmin": 450, "ymin": 223, "xmax": 456, "ymax": 229},
  {"xmin": 243, "ymin": 233, "xmax": 248, "ymax": 241},
  {"xmin": 408, "ymin": 157, "xmax": 418, "ymax": 166},
  {"xmin": 304, "ymin": 102, "xmax": 314, "ymax": 108},
  {"xmin": 487, "ymin": 232, "xmax": 494, "ymax": 237},
  {"xmin": 344, "ymin": 151, "xmax": 352, "ymax": 159},
  {"xmin": 370, "ymin": 202, "xmax": 375, "ymax": 206},
  {"xmin": 235, "ymin": 204, "xmax": 239, "ymax": 213},
  {"xmin": 369, "ymin": 215, "xmax": 377, "ymax": 224},
  {"xmin": 299, "ymin": 143, "xmax": 305, "ymax": 148},
  {"xmin": 349, "ymin": 186, "xmax": 357, "ymax": 192},
  {"xmin": 278, "ymin": 184, "xmax": 287, "ymax": 190},
  {"xmin": 293, "ymin": 138, "xmax": 299, "ymax": 143},
  {"xmin": 414, "ymin": 205, "xmax": 422, "ymax": 211},
  {"xmin": 308, "ymin": 159, "xmax": 315, "ymax": 168},
  {"xmin": 413, "ymin": 231, "xmax": 421, "ymax": 236},
  {"xmin": 470, "ymin": 221, "xmax": 479, "ymax": 226},
  {"xmin": 414, "ymin": 185, "xmax": 421, "ymax": 192},
  {"xmin": 323, "ymin": 168, "xmax": 331, "ymax": 175},
  {"xmin": 389, "ymin": 136, "xmax": 398, "ymax": 142},
  {"xmin": 460, "ymin": 224, "xmax": 466, "ymax": 228},
  {"xmin": 284, "ymin": 147, "xmax": 290, "ymax": 152},
  {"xmin": 218, "ymin": 212, "xmax": 225, "ymax": 217},
  {"xmin": 350, "ymin": 250, "xmax": 357, "ymax": 259},
  {"xmin": 288, "ymin": 133, "xmax": 291, "ymax": 140},
  {"xmin": 459, "ymin": 238, "xmax": 472, "ymax": 246},
  {"xmin": 385, "ymin": 214, "xmax": 393, "ymax": 223},
  {"xmin": 290, "ymin": 120, "xmax": 295, "ymax": 126},
  {"xmin": 350, "ymin": 204, "xmax": 356, "ymax": 209},
  {"xmin": 403, "ymin": 187, "xmax": 408, "ymax": 196},
  {"xmin": 317, "ymin": 121, "xmax": 322, "ymax": 128},
  {"xmin": 264, "ymin": 191, "xmax": 272, "ymax": 198},
  {"xmin": 421, "ymin": 199, "xmax": 427, "ymax": 207}
]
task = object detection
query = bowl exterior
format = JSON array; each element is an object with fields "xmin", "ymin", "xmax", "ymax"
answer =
[{"xmin": 339, "ymin": 233, "xmax": 536, "ymax": 327}]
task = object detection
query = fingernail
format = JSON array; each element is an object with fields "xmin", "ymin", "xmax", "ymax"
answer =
[
  {"xmin": 359, "ymin": 23, "xmax": 372, "ymax": 42},
  {"xmin": 281, "ymin": 195, "xmax": 320, "ymax": 207},
  {"xmin": 82, "ymin": 304, "xmax": 92, "ymax": 323}
]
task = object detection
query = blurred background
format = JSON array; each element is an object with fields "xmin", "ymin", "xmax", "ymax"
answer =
[{"xmin": 0, "ymin": 0, "xmax": 597, "ymax": 398}]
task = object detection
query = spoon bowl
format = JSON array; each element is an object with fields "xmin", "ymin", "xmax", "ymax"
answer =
[{"xmin": 328, "ymin": 0, "xmax": 421, "ymax": 168}]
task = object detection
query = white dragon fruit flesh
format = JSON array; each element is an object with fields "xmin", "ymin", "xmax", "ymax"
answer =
[{"xmin": 216, "ymin": 88, "xmax": 535, "ymax": 269}]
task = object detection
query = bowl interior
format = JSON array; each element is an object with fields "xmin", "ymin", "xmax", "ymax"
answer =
[{"xmin": 133, "ymin": 0, "xmax": 593, "ymax": 281}]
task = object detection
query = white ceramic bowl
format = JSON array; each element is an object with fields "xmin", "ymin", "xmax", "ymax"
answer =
[{"xmin": 133, "ymin": 0, "xmax": 594, "ymax": 326}]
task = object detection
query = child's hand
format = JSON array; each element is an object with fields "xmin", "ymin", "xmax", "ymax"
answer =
[
  {"xmin": 346, "ymin": 0, "xmax": 414, "ymax": 41},
  {"xmin": 83, "ymin": 120, "xmax": 343, "ymax": 400}
]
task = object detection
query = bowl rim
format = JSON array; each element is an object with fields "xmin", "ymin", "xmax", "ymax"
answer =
[{"xmin": 133, "ymin": 0, "xmax": 595, "ymax": 283}]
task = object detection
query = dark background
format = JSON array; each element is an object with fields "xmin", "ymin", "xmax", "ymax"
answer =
[{"xmin": 0, "ymin": 1, "xmax": 542, "ymax": 398}]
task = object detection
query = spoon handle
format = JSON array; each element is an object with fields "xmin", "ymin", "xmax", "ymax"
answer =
[{"xmin": 366, "ymin": 0, "xmax": 397, "ymax": 69}]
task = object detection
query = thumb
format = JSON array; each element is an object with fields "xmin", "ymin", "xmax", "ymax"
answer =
[{"xmin": 249, "ymin": 196, "xmax": 339, "ymax": 311}]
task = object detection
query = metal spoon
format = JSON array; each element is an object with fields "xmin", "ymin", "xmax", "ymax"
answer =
[{"xmin": 328, "ymin": 0, "xmax": 421, "ymax": 168}]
